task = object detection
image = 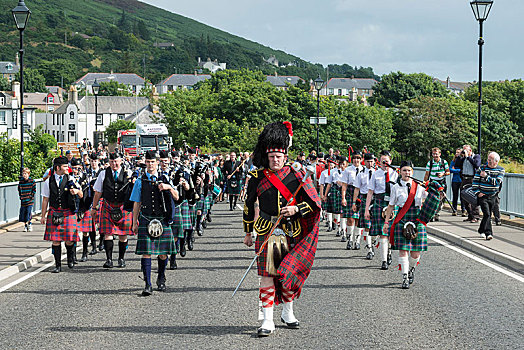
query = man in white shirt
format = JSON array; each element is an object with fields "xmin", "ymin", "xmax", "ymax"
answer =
[
  {"xmin": 351, "ymin": 153, "xmax": 375, "ymax": 257},
  {"xmin": 341, "ymin": 151, "xmax": 363, "ymax": 249}
]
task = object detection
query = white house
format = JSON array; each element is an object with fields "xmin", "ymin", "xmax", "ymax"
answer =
[
  {"xmin": 74, "ymin": 72, "xmax": 148, "ymax": 95},
  {"xmin": 0, "ymin": 82, "xmax": 37, "ymax": 141},
  {"xmin": 156, "ymin": 74, "xmax": 211, "ymax": 94},
  {"xmin": 435, "ymin": 77, "xmax": 472, "ymax": 95},
  {"xmin": 320, "ymin": 78, "xmax": 378, "ymax": 100},
  {"xmin": 197, "ymin": 57, "xmax": 226, "ymax": 73},
  {"xmin": 0, "ymin": 53, "xmax": 19, "ymax": 83},
  {"xmin": 266, "ymin": 74, "xmax": 304, "ymax": 90}
]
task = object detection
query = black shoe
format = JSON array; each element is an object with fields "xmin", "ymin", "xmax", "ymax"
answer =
[
  {"xmin": 142, "ymin": 285, "xmax": 153, "ymax": 296},
  {"xmin": 98, "ymin": 242, "xmax": 104, "ymax": 251},
  {"xmin": 434, "ymin": 215, "xmax": 440, "ymax": 222},
  {"xmin": 117, "ymin": 259, "xmax": 126, "ymax": 268},
  {"xmin": 67, "ymin": 255, "xmax": 74, "ymax": 269},
  {"xmin": 180, "ymin": 243, "xmax": 186, "ymax": 257},
  {"xmin": 229, "ymin": 207, "xmax": 234, "ymax": 211},
  {"xmin": 80, "ymin": 252, "xmax": 88, "ymax": 262},
  {"xmin": 281, "ymin": 317, "xmax": 300, "ymax": 329},
  {"xmin": 201, "ymin": 220, "xmax": 207, "ymax": 229},
  {"xmin": 408, "ymin": 267, "xmax": 415, "ymax": 284},
  {"xmin": 206, "ymin": 214, "xmax": 212, "ymax": 222},
  {"xmin": 387, "ymin": 251, "xmax": 392, "ymax": 266},
  {"xmin": 327, "ymin": 225, "xmax": 333, "ymax": 232},
  {"xmin": 257, "ymin": 328, "xmax": 273, "ymax": 337},
  {"xmin": 196, "ymin": 226, "xmax": 203, "ymax": 236},
  {"xmin": 169, "ymin": 255, "xmax": 177, "ymax": 270},
  {"xmin": 366, "ymin": 251, "xmax": 374, "ymax": 260},
  {"xmin": 156, "ymin": 277, "xmax": 166, "ymax": 292},
  {"xmin": 340, "ymin": 235, "xmax": 347, "ymax": 242},
  {"xmin": 381, "ymin": 261, "xmax": 388, "ymax": 270},
  {"xmin": 335, "ymin": 229, "xmax": 341, "ymax": 237},
  {"xmin": 355, "ymin": 242, "xmax": 361, "ymax": 250},
  {"xmin": 495, "ymin": 221, "xmax": 502, "ymax": 226},
  {"xmin": 402, "ymin": 274, "xmax": 410, "ymax": 289},
  {"xmin": 103, "ymin": 259, "xmax": 113, "ymax": 268},
  {"xmin": 346, "ymin": 240, "xmax": 353, "ymax": 250},
  {"xmin": 187, "ymin": 239, "xmax": 194, "ymax": 251},
  {"xmin": 89, "ymin": 247, "xmax": 98, "ymax": 255},
  {"xmin": 52, "ymin": 266, "xmax": 62, "ymax": 273}
]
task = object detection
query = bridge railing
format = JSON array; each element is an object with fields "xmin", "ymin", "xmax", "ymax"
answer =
[
  {"xmin": 0, "ymin": 179, "xmax": 43, "ymax": 226},
  {"xmin": 413, "ymin": 167, "xmax": 524, "ymax": 218}
]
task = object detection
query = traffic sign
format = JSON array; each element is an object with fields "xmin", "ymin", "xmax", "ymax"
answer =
[{"xmin": 310, "ymin": 117, "xmax": 327, "ymax": 125}]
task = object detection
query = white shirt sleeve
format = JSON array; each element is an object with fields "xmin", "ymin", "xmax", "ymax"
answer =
[
  {"xmin": 368, "ymin": 171, "xmax": 377, "ymax": 192},
  {"xmin": 389, "ymin": 183, "xmax": 399, "ymax": 206},
  {"xmin": 93, "ymin": 169, "xmax": 106, "ymax": 193},
  {"xmin": 41, "ymin": 178, "xmax": 50, "ymax": 198}
]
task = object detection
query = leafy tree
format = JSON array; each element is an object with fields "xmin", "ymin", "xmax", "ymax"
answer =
[
  {"xmin": 370, "ymin": 72, "xmax": 449, "ymax": 107},
  {"xmin": 0, "ymin": 76, "xmax": 9, "ymax": 91},
  {"xmin": 98, "ymin": 80, "xmax": 133, "ymax": 96},
  {"xmin": 16, "ymin": 68, "xmax": 47, "ymax": 92},
  {"xmin": 105, "ymin": 120, "xmax": 136, "ymax": 143},
  {"xmin": 69, "ymin": 35, "xmax": 87, "ymax": 50},
  {"xmin": 0, "ymin": 133, "xmax": 20, "ymax": 182},
  {"xmin": 38, "ymin": 59, "xmax": 78, "ymax": 87},
  {"xmin": 135, "ymin": 20, "xmax": 150, "ymax": 41}
]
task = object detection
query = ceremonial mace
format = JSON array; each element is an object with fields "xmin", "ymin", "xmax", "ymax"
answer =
[{"xmin": 232, "ymin": 165, "xmax": 315, "ymax": 297}]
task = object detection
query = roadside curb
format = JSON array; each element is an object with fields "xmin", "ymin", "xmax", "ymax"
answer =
[
  {"xmin": 426, "ymin": 226, "xmax": 524, "ymax": 275},
  {"xmin": 0, "ymin": 247, "xmax": 52, "ymax": 283},
  {"xmin": 0, "ymin": 216, "xmax": 42, "ymax": 234}
]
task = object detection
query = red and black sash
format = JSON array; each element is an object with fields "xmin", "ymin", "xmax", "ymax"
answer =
[
  {"xmin": 389, "ymin": 181, "xmax": 417, "ymax": 245},
  {"xmin": 263, "ymin": 168, "xmax": 297, "ymax": 206}
]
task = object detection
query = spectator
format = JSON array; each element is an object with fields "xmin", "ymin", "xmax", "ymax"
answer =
[
  {"xmin": 455, "ymin": 144, "xmax": 481, "ymax": 223},
  {"xmin": 449, "ymin": 148, "xmax": 463, "ymax": 216},
  {"xmin": 18, "ymin": 168, "xmax": 36, "ymax": 232},
  {"xmin": 423, "ymin": 147, "xmax": 450, "ymax": 221},
  {"xmin": 472, "ymin": 152, "xmax": 505, "ymax": 240},
  {"xmin": 296, "ymin": 151, "xmax": 307, "ymax": 166}
]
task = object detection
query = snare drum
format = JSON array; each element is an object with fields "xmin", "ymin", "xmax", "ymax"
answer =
[{"xmin": 212, "ymin": 183, "xmax": 221, "ymax": 197}]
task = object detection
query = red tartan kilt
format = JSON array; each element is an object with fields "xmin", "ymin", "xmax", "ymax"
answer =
[
  {"xmin": 99, "ymin": 201, "xmax": 134, "ymax": 236},
  {"xmin": 255, "ymin": 230, "xmax": 299, "ymax": 277},
  {"xmin": 44, "ymin": 208, "xmax": 79, "ymax": 242},
  {"xmin": 78, "ymin": 210, "xmax": 95, "ymax": 233},
  {"xmin": 96, "ymin": 199, "xmax": 104, "ymax": 226}
]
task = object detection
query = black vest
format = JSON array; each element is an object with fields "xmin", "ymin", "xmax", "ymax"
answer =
[
  {"xmin": 49, "ymin": 174, "xmax": 76, "ymax": 210},
  {"xmin": 102, "ymin": 168, "xmax": 129, "ymax": 204},
  {"xmin": 140, "ymin": 173, "xmax": 173, "ymax": 219}
]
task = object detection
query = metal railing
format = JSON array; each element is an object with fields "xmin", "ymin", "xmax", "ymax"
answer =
[
  {"xmin": 413, "ymin": 167, "xmax": 524, "ymax": 218},
  {"xmin": 0, "ymin": 179, "xmax": 43, "ymax": 225}
]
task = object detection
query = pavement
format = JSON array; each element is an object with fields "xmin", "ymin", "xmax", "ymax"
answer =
[{"xmin": 0, "ymin": 203, "xmax": 522, "ymax": 349}]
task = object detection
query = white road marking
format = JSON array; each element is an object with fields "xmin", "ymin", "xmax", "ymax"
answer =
[
  {"xmin": 428, "ymin": 234, "xmax": 524, "ymax": 283},
  {"xmin": 0, "ymin": 261, "xmax": 55, "ymax": 293},
  {"xmin": 236, "ymin": 204, "xmax": 243, "ymax": 210}
]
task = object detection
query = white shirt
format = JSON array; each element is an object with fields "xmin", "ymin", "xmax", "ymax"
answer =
[
  {"xmin": 42, "ymin": 173, "xmax": 67, "ymax": 198},
  {"xmin": 93, "ymin": 167, "xmax": 121, "ymax": 193},
  {"xmin": 369, "ymin": 168, "xmax": 399, "ymax": 194},
  {"xmin": 389, "ymin": 180, "xmax": 427, "ymax": 208},
  {"xmin": 331, "ymin": 168, "xmax": 344, "ymax": 186},
  {"xmin": 354, "ymin": 167, "xmax": 374, "ymax": 194},
  {"xmin": 319, "ymin": 169, "xmax": 333, "ymax": 185},
  {"xmin": 341, "ymin": 164, "xmax": 362, "ymax": 186}
]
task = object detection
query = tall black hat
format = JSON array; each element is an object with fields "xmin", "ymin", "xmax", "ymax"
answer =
[
  {"xmin": 89, "ymin": 152, "xmax": 99, "ymax": 160},
  {"xmin": 53, "ymin": 156, "xmax": 68, "ymax": 166},
  {"xmin": 109, "ymin": 152, "xmax": 122, "ymax": 160},
  {"xmin": 159, "ymin": 150, "xmax": 170, "ymax": 159},
  {"xmin": 252, "ymin": 121, "xmax": 293, "ymax": 168},
  {"xmin": 70, "ymin": 158, "xmax": 82, "ymax": 167},
  {"xmin": 145, "ymin": 150, "xmax": 159, "ymax": 160}
]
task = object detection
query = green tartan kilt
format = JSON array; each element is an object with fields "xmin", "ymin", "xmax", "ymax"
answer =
[
  {"xmin": 135, "ymin": 215, "xmax": 175, "ymax": 255},
  {"xmin": 342, "ymin": 188, "xmax": 359, "ymax": 219},
  {"xmin": 227, "ymin": 179, "xmax": 241, "ymax": 195},
  {"xmin": 188, "ymin": 203, "xmax": 197, "ymax": 226},
  {"xmin": 205, "ymin": 193, "xmax": 213, "ymax": 211},
  {"xmin": 370, "ymin": 194, "xmax": 397, "ymax": 236},
  {"xmin": 326, "ymin": 185, "xmax": 342, "ymax": 214},
  {"xmin": 357, "ymin": 194, "xmax": 371, "ymax": 229},
  {"xmin": 181, "ymin": 201, "xmax": 192, "ymax": 230},
  {"xmin": 170, "ymin": 204, "xmax": 185, "ymax": 239},
  {"xmin": 392, "ymin": 206, "xmax": 427, "ymax": 252},
  {"xmin": 197, "ymin": 197, "xmax": 206, "ymax": 212}
]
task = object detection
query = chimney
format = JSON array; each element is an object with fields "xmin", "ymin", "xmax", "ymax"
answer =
[
  {"xmin": 12, "ymin": 81, "xmax": 20, "ymax": 100},
  {"xmin": 446, "ymin": 76, "xmax": 450, "ymax": 88},
  {"xmin": 15, "ymin": 52, "xmax": 19, "ymax": 67},
  {"xmin": 68, "ymin": 85, "xmax": 78, "ymax": 104}
]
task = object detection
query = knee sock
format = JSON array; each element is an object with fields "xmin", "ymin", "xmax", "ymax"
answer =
[
  {"xmin": 118, "ymin": 241, "xmax": 128, "ymax": 260},
  {"xmin": 141, "ymin": 257, "xmax": 152, "ymax": 287},
  {"xmin": 364, "ymin": 233, "xmax": 372, "ymax": 251},
  {"xmin": 157, "ymin": 256, "xmax": 167, "ymax": 281},
  {"xmin": 380, "ymin": 236, "xmax": 388, "ymax": 262},
  {"xmin": 281, "ymin": 288, "xmax": 295, "ymax": 303},
  {"xmin": 259, "ymin": 286, "xmax": 276, "ymax": 308},
  {"xmin": 89, "ymin": 231, "xmax": 97, "ymax": 249},
  {"xmin": 52, "ymin": 244, "xmax": 62, "ymax": 267},
  {"xmin": 82, "ymin": 236, "xmax": 89, "ymax": 255},
  {"xmin": 408, "ymin": 256, "xmax": 420, "ymax": 269},
  {"xmin": 327, "ymin": 213, "xmax": 333, "ymax": 225},
  {"xmin": 104, "ymin": 240, "xmax": 114, "ymax": 260},
  {"xmin": 340, "ymin": 220, "xmax": 347, "ymax": 236},
  {"xmin": 348, "ymin": 225, "xmax": 355, "ymax": 241},
  {"xmin": 399, "ymin": 256, "xmax": 409, "ymax": 275},
  {"xmin": 196, "ymin": 214, "xmax": 202, "ymax": 227}
]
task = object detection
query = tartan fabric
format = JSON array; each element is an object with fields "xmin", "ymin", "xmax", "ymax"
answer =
[
  {"xmin": 99, "ymin": 200, "xmax": 134, "ymax": 236},
  {"xmin": 326, "ymin": 185, "xmax": 342, "ymax": 214},
  {"xmin": 227, "ymin": 179, "xmax": 242, "ymax": 195},
  {"xmin": 135, "ymin": 216, "xmax": 175, "ymax": 255},
  {"xmin": 357, "ymin": 194, "xmax": 371, "ymax": 229},
  {"xmin": 342, "ymin": 189, "xmax": 359, "ymax": 219},
  {"xmin": 188, "ymin": 203, "xmax": 197, "ymax": 226},
  {"xmin": 196, "ymin": 197, "xmax": 206, "ymax": 212},
  {"xmin": 77, "ymin": 210, "xmax": 95, "ymax": 233},
  {"xmin": 96, "ymin": 199, "xmax": 104, "ymax": 227},
  {"xmin": 204, "ymin": 193, "xmax": 213, "ymax": 212},
  {"xmin": 170, "ymin": 204, "xmax": 184, "ymax": 238},
  {"xmin": 391, "ymin": 206, "xmax": 427, "ymax": 252},
  {"xmin": 255, "ymin": 232, "xmax": 291, "ymax": 277},
  {"xmin": 417, "ymin": 185, "xmax": 441, "ymax": 226},
  {"xmin": 44, "ymin": 208, "xmax": 79, "ymax": 242},
  {"xmin": 181, "ymin": 201, "xmax": 192, "ymax": 230},
  {"xmin": 369, "ymin": 194, "xmax": 394, "ymax": 237}
]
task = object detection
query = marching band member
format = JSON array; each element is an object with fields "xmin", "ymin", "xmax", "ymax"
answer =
[
  {"xmin": 319, "ymin": 160, "xmax": 335, "ymax": 231},
  {"xmin": 324, "ymin": 157, "xmax": 347, "ymax": 238},
  {"xmin": 351, "ymin": 152, "xmax": 375, "ymax": 257},
  {"xmin": 341, "ymin": 151, "xmax": 363, "ymax": 249}
]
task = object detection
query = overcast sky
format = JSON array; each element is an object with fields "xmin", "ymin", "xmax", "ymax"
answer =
[{"xmin": 143, "ymin": 0, "xmax": 521, "ymax": 82}]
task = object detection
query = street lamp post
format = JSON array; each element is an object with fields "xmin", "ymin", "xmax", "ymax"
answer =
[
  {"xmin": 12, "ymin": 0, "xmax": 31, "ymax": 175},
  {"xmin": 92, "ymin": 79, "xmax": 100, "ymax": 145},
  {"xmin": 470, "ymin": 0, "xmax": 493, "ymax": 158},
  {"xmin": 314, "ymin": 75, "xmax": 325, "ymax": 154}
]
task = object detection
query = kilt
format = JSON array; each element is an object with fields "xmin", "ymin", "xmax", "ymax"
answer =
[
  {"xmin": 369, "ymin": 194, "xmax": 395, "ymax": 237},
  {"xmin": 44, "ymin": 208, "xmax": 79, "ymax": 242},
  {"xmin": 135, "ymin": 215, "xmax": 175, "ymax": 255},
  {"xmin": 96, "ymin": 199, "xmax": 104, "ymax": 227},
  {"xmin": 227, "ymin": 178, "xmax": 241, "ymax": 195},
  {"xmin": 342, "ymin": 187, "xmax": 358, "ymax": 219},
  {"xmin": 326, "ymin": 185, "xmax": 342, "ymax": 214},
  {"xmin": 77, "ymin": 210, "xmax": 95, "ymax": 233},
  {"xmin": 170, "ymin": 204, "xmax": 185, "ymax": 239},
  {"xmin": 99, "ymin": 201, "xmax": 134, "ymax": 237},
  {"xmin": 181, "ymin": 201, "xmax": 192, "ymax": 230},
  {"xmin": 392, "ymin": 206, "xmax": 427, "ymax": 252},
  {"xmin": 205, "ymin": 193, "xmax": 213, "ymax": 212},
  {"xmin": 196, "ymin": 197, "xmax": 206, "ymax": 213},
  {"xmin": 19, "ymin": 205, "xmax": 33, "ymax": 223},
  {"xmin": 357, "ymin": 194, "xmax": 371, "ymax": 229},
  {"xmin": 255, "ymin": 230, "xmax": 293, "ymax": 277},
  {"xmin": 188, "ymin": 203, "xmax": 197, "ymax": 226}
]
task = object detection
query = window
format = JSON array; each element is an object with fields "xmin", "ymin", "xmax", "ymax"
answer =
[
  {"xmin": 0, "ymin": 97, "xmax": 4, "ymax": 106},
  {"xmin": 338, "ymin": 89, "xmax": 342, "ymax": 96},
  {"xmin": 52, "ymin": 114, "xmax": 55, "ymax": 126},
  {"xmin": 70, "ymin": 111, "xmax": 75, "ymax": 119},
  {"xmin": 0, "ymin": 111, "xmax": 6, "ymax": 124},
  {"xmin": 48, "ymin": 96, "xmax": 54, "ymax": 104},
  {"xmin": 118, "ymin": 114, "xmax": 125, "ymax": 120},
  {"xmin": 62, "ymin": 115, "xmax": 65, "ymax": 125},
  {"xmin": 328, "ymin": 88, "xmax": 334, "ymax": 95},
  {"xmin": 6, "ymin": 63, "xmax": 13, "ymax": 71},
  {"xmin": 168, "ymin": 85, "xmax": 173, "ymax": 91},
  {"xmin": 48, "ymin": 106, "xmax": 54, "ymax": 112},
  {"xmin": 96, "ymin": 114, "xmax": 103, "ymax": 125}
]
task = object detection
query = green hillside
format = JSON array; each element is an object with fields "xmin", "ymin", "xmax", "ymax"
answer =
[{"xmin": 0, "ymin": 0, "xmax": 378, "ymax": 86}]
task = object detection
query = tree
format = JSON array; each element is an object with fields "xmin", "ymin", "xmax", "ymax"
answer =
[
  {"xmin": 38, "ymin": 59, "xmax": 79, "ymax": 87},
  {"xmin": 370, "ymin": 72, "xmax": 449, "ymax": 107},
  {"xmin": 98, "ymin": 81, "xmax": 133, "ymax": 96},
  {"xmin": 16, "ymin": 68, "xmax": 47, "ymax": 92},
  {"xmin": 136, "ymin": 20, "xmax": 150, "ymax": 41},
  {"xmin": 105, "ymin": 120, "xmax": 136, "ymax": 143},
  {"xmin": 0, "ymin": 76, "xmax": 9, "ymax": 91}
]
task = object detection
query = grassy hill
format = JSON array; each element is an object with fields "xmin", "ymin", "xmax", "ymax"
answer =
[{"xmin": 0, "ymin": 0, "xmax": 378, "ymax": 86}]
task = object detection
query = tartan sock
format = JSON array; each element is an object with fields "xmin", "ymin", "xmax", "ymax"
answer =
[
  {"xmin": 259, "ymin": 286, "xmax": 275, "ymax": 308},
  {"xmin": 399, "ymin": 256, "xmax": 409, "ymax": 275},
  {"xmin": 157, "ymin": 256, "xmax": 167, "ymax": 281},
  {"xmin": 104, "ymin": 240, "xmax": 114, "ymax": 260},
  {"xmin": 141, "ymin": 258, "xmax": 152, "ymax": 287},
  {"xmin": 379, "ymin": 236, "xmax": 388, "ymax": 262},
  {"xmin": 118, "ymin": 241, "xmax": 127, "ymax": 260},
  {"xmin": 52, "ymin": 244, "xmax": 62, "ymax": 267},
  {"xmin": 281, "ymin": 288, "xmax": 294, "ymax": 303},
  {"xmin": 89, "ymin": 231, "xmax": 97, "ymax": 249},
  {"xmin": 348, "ymin": 225, "xmax": 355, "ymax": 241},
  {"xmin": 82, "ymin": 236, "xmax": 89, "ymax": 255},
  {"xmin": 408, "ymin": 256, "xmax": 420, "ymax": 269}
]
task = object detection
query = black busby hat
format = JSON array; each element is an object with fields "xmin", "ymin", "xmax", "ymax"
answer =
[
  {"xmin": 159, "ymin": 150, "xmax": 170, "ymax": 159},
  {"xmin": 171, "ymin": 150, "xmax": 180, "ymax": 158},
  {"xmin": 187, "ymin": 148, "xmax": 196, "ymax": 155},
  {"xmin": 352, "ymin": 150, "xmax": 363, "ymax": 158},
  {"xmin": 181, "ymin": 155, "xmax": 189, "ymax": 161},
  {"xmin": 308, "ymin": 153, "xmax": 317, "ymax": 161},
  {"xmin": 337, "ymin": 155, "xmax": 348, "ymax": 163},
  {"xmin": 363, "ymin": 153, "xmax": 375, "ymax": 161},
  {"xmin": 53, "ymin": 156, "xmax": 68, "ymax": 166},
  {"xmin": 252, "ymin": 121, "xmax": 293, "ymax": 168},
  {"xmin": 89, "ymin": 152, "xmax": 99, "ymax": 160},
  {"xmin": 380, "ymin": 150, "xmax": 392, "ymax": 158},
  {"xmin": 70, "ymin": 158, "xmax": 82, "ymax": 167},
  {"xmin": 109, "ymin": 152, "xmax": 122, "ymax": 160},
  {"xmin": 400, "ymin": 160, "xmax": 414, "ymax": 170},
  {"xmin": 145, "ymin": 150, "xmax": 159, "ymax": 160}
]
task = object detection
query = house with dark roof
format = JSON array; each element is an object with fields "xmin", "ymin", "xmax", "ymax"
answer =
[
  {"xmin": 74, "ymin": 72, "xmax": 148, "ymax": 94},
  {"xmin": 435, "ymin": 77, "xmax": 472, "ymax": 95},
  {"xmin": 265, "ymin": 74, "xmax": 305, "ymax": 90},
  {"xmin": 23, "ymin": 92, "xmax": 63, "ymax": 112},
  {"xmin": 156, "ymin": 74, "xmax": 211, "ymax": 94},
  {"xmin": 320, "ymin": 78, "xmax": 378, "ymax": 100},
  {"xmin": 0, "ymin": 82, "xmax": 37, "ymax": 141},
  {"xmin": 0, "ymin": 53, "xmax": 20, "ymax": 83}
]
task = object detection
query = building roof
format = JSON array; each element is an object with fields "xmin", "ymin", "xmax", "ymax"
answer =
[
  {"xmin": 0, "ymin": 61, "xmax": 19, "ymax": 75},
  {"xmin": 23, "ymin": 92, "xmax": 62, "ymax": 106},
  {"xmin": 53, "ymin": 96, "xmax": 149, "ymax": 115},
  {"xmin": 325, "ymin": 78, "xmax": 378, "ymax": 90},
  {"xmin": 266, "ymin": 75, "xmax": 304, "ymax": 87},
  {"xmin": 158, "ymin": 74, "xmax": 211, "ymax": 87},
  {"xmin": 74, "ymin": 72, "xmax": 146, "ymax": 86},
  {"xmin": 125, "ymin": 104, "xmax": 164, "ymax": 124},
  {"xmin": 435, "ymin": 79, "xmax": 472, "ymax": 92}
]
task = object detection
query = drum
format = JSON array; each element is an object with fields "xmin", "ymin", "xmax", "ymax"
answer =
[
  {"xmin": 416, "ymin": 181, "xmax": 441, "ymax": 226},
  {"xmin": 212, "ymin": 183, "xmax": 221, "ymax": 197},
  {"xmin": 461, "ymin": 184, "xmax": 478, "ymax": 207}
]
